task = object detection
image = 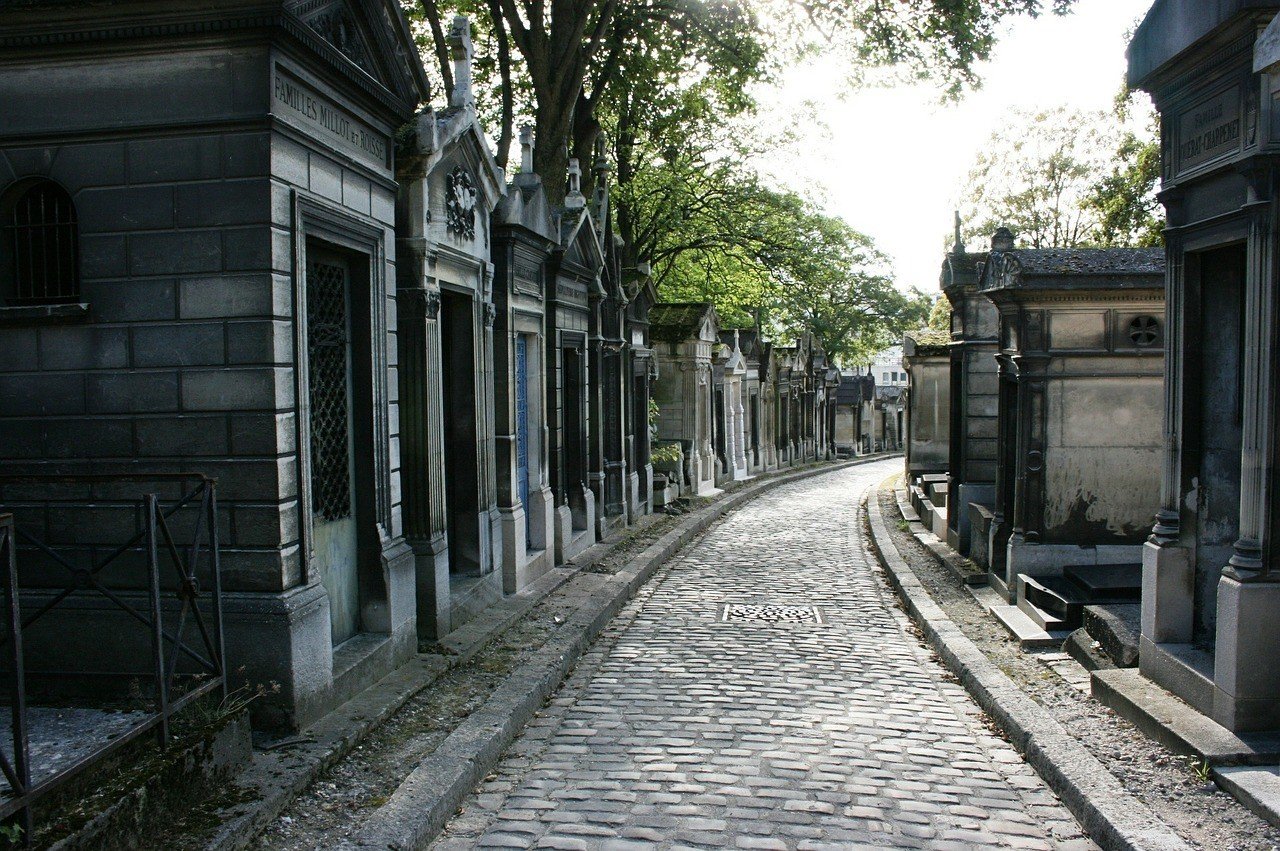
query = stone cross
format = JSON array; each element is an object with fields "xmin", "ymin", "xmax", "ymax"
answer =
[
  {"xmin": 565, "ymin": 158, "xmax": 586, "ymax": 209},
  {"xmin": 519, "ymin": 125, "xmax": 534, "ymax": 174},
  {"xmin": 448, "ymin": 16, "xmax": 474, "ymax": 110}
]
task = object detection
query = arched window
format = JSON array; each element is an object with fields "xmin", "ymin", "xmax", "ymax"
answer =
[{"xmin": 1, "ymin": 179, "xmax": 80, "ymax": 306}]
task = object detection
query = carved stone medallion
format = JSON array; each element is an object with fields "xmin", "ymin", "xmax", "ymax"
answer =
[{"xmin": 446, "ymin": 167, "xmax": 477, "ymax": 239}]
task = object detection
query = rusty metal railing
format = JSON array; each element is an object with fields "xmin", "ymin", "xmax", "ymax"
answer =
[{"xmin": 0, "ymin": 474, "xmax": 226, "ymax": 841}]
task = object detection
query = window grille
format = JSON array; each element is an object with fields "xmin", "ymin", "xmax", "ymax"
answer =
[
  {"xmin": 2, "ymin": 180, "xmax": 80, "ymax": 305},
  {"xmin": 307, "ymin": 258, "xmax": 353, "ymax": 522}
]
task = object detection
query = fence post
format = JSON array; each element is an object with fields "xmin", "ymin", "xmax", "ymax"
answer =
[{"xmin": 145, "ymin": 495, "xmax": 169, "ymax": 748}]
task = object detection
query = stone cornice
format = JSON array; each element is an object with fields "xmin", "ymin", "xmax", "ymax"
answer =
[{"xmin": 0, "ymin": 7, "xmax": 417, "ymax": 120}]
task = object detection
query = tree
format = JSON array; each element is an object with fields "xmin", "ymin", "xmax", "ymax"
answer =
[
  {"xmin": 957, "ymin": 107, "xmax": 1111, "ymax": 249},
  {"xmin": 956, "ymin": 101, "xmax": 1163, "ymax": 250},
  {"xmin": 1084, "ymin": 90, "xmax": 1163, "ymax": 247},
  {"xmin": 416, "ymin": 0, "xmax": 1079, "ymax": 201},
  {"xmin": 926, "ymin": 296, "xmax": 951, "ymax": 331}
]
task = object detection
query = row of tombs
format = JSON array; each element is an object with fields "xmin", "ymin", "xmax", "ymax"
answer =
[
  {"xmin": 901, "ymin": 0, "xmax": 1280, "ymax": 738},
  {"xmin": 0, "ymin": 1, "xmax": 885, "ymax": 735}
]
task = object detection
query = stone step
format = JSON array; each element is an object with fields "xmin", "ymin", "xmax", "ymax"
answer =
[
  {"xmin": 1019, "ymin": 574, "xmax": 1087, "ymax": 626},
  {"xmin": 1215, "ymin": 767, "xmax": 1280, "ymax": 829},
  {"xmin": 1082, "ymin": 603, "xmax": 1140, "ymax": 668},
  {"xmin": 971, "ymin": 585, "xmax": 1070, "ymax": 649},
  {"xmin": 1091, "ymin": 668, "xmax": 1280, "ymax": 765},
  {"xmin": 1062, "ymin": 562, "xmax": 1141, "ymax": 599}
]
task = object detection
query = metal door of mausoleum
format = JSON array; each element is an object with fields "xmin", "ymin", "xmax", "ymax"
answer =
[{"xmin": 515, "ymin": 334, "xmax": 531, "ymax": 546}]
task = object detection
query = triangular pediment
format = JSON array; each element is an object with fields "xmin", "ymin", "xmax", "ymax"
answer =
[
  {"xmin": 561, "ymin": 208, "xmax": 606, "ymax": 276},
  {"xmin": 286, "ymin": 0, "xmax": 430, "ymax": 109}
]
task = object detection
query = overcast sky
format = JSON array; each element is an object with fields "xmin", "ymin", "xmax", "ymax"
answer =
[{"xmin": 753, "ymin": 0, "xmax": 1155, "ymax": 296}]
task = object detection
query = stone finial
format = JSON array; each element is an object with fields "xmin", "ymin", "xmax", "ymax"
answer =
[
  {"xmin": 447, "ymin": 16, "xmax": 474, "ymax": 110},
  {"xmin": 952, "ymin": 211, "xmax": 965, "ymax": 254},
  {"xmin": 519, "ymin": 125, "xmax": 534, "ymax": 173},
  {"xmin": 991, "ymin": 226, "xmax": 1015, "ymax": 252},
  {"xmin": 565, "ymin": 158, "xmax": 586, "ymax": 210},
  {"xmin": 593, "ymin": 137, "xmax": 610, "ymax": 181},
  {"xmin": 592, "ymin": 139, "xmax": 610, "ymax": 228}
]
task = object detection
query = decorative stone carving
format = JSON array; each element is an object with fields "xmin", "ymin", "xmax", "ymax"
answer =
[
  {"xmin": 484, "ymin": 302, "xmax": 497, "ymax": 326},
  {"xmin": 292, "ymin": 1, "xmax": 372, "ymax": 74},
  {"xmin": 1128, "ymin": 315, "xmax": 1160, "ymax": 346},
  {"xmin": 446, "ymin": 167, "xmax": 477, "ymax": 239}
]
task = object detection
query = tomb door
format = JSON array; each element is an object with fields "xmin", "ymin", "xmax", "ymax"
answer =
[
  {"xmin": 1190, "ymin": 245, "xmax": 1246, "ymax": 641},
  {"xmin": 441, "ymin": 290, "xmax": 482, "ymax": 575},
  {"xmin": 563, "ymin": 345, "xmax": 588, "ymax": 528},
  {"xmin": 515, "ymin": 334, "xmax": 531, "ymax": 545},
  {"xmin": 306, "ymin": 248, "xmax": 360, "ymax": 645}
]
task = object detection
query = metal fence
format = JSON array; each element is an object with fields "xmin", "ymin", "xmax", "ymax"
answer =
[{"xmin": 0, "ymin": 474, "xmax": 226, "ymax": 840}]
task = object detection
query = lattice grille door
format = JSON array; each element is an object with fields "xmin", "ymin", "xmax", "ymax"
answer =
[{"xmin": 307, "ymin": 256, "xmax": 354, "ymax": 522}]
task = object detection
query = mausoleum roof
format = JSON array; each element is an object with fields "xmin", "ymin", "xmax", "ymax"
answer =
[
  {"xmin": 904, "ymin": 329, "xmax": 951, "ymax": 356},
  {"xmin": 650, "ymin": 302, "xmax": 717, "ymax": 344},
  {"xmin": 1129, "ymin": 0, "xmax": 1279, "ymax": 88},
  {"xmin": 980, "ymin": 247, "xmax": 1166, "ymax": 295},
  {"xmin": 836, "ymin": 374, "xmax": 874, "ymax": 406}
]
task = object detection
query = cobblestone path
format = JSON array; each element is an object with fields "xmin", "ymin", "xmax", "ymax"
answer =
[{"xmin": 432, "ymin": 461, "xmax": 1094, "ymax": 850}]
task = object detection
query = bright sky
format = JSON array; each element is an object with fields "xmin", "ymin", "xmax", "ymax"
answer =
[{"xmin": 754, "ymin": 0, "xmax": 1155, "ymax": 295}]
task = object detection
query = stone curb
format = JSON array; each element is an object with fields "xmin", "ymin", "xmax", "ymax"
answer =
[
  {"xmin": 347, "ymin": 455, "xmax": 899, "ymax": 850},
  {"xmin": 864, "ymin": 481, "xmax": 1191, "ymax": 851}
]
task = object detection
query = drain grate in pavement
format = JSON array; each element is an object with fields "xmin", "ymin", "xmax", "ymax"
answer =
[{"xmin": 720, "ymin": 603, "xmax": 824, "ymax": 624}]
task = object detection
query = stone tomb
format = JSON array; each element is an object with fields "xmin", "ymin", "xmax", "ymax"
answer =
[
  {"xmin": 651, "ymin": 303, "xmax": 721, "ymax": 496},
  {"xmin": 547, "ymin": 162, "xmax": 606, "ymax": 561},
  {"xmin": 1129, "ymin": 0, "xmax": 1280, "ymax": 731},
  {"xmin": 714, "ymin": 331, "xmax": 750, "ymax": 482},
  {"xmin": 395, "ymin": 18, "xmax": 506, "ymax": 638},
  {"xmin": 733, "ymin": 330, "xmax": 773, "ymax": 475},
  {"xmin": 903, "ymin": 329, "xmax": 951, "ymax": 478},
  {"xmin": 623, "ymin": 267, "xmax": 657, "ymax": 520},
  {"xmin": 492, "ymin": 129, "xmax": 559, "ymax": 595},
  {"xmin": 0, "ymin": 0, "xmax": 430, "ymax": 730},
  {"xmin": 940, "ymin": 225, "xmax": 1000, "ymax": 556},
  {"xmin": 834, "ymin": 373, "xmax": 874, "ymax": 456},
  {"xmin": 978, "ymin": 243, "xmax": 1165, "ymax": 618},
  {"xmin": 585, "ymin": 156, "xmax": 630, "ymax": 538}
]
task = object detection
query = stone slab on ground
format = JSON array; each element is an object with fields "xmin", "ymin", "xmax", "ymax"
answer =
[
  {"xmin": 1083, "ymin": 604, "xmax": 1140, "ymax": 668},
  {"xmin": 1091, "ymin": 668, "xmax": 1280, "ymax": 766},
  {"xmin": 1064, "ymin": 628, "xmax": 1117, "ymax": 673},
  {"xmin": 867, "ymin": 483, "xmax": 1191, "ymax": 851},
  {"xmin": 971, "ymin": 586, "xmax": 1071, "ymax": 649},
  {"xmin": 1214, "ymin": 767, "xmax": 1280, "ymax": 829}
]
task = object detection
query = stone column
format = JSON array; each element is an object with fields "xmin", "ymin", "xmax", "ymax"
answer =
[
  {"xmin": 1140, "ymin": 231, "xmax": 1194, "ymax": 650},
  {"xmin": 1214, "ymin": 198, "xmax": 1280, "ymax": 731},
  {"xmin": 397, "ymin": 284, "xmax": 450, "ymax": 639}
]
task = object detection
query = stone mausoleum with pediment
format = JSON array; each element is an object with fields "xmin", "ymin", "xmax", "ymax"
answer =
[{"xmin": 0, "ymin": 0, "xmax": 430, "ymax": 730}]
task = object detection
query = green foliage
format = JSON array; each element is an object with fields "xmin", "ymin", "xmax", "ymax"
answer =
[
  {"xmin": 651, "ymin": 442, "xmax": 683, "ymax": 465},
  {"xmin": 958, "ymin": 106, "xmax": 1110, "ymax": 249},
  {"xmin": 776, "ymin": 0, "xmax": 1076, "ymax": 98},
  {"xmin": 957, "ymin": 97, "xmax": 1163, "ymax": 250},
  {"xmin": 410, "ymin": 0, "xmax": 1083, "ymax": 362},
  {"xmin": 1083, "ymin": 91, "xmax": 1163, "ymax": 248},
  {"xmin": 927, "ymin": 296, "xmax": 951, "ymax": 331}
]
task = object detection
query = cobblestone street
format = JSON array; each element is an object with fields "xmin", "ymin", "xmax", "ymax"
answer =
[{"xmin": 432, "ymin": 460, "xmax": 1093, "ymax": 850}]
